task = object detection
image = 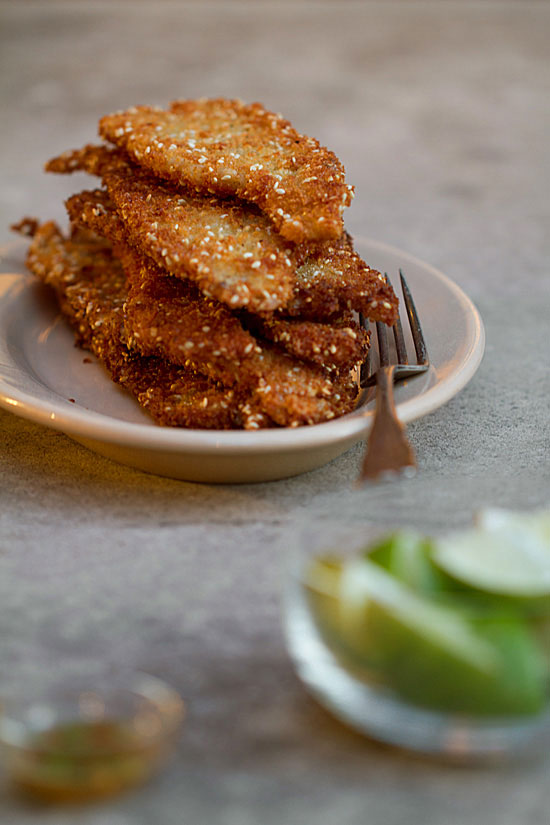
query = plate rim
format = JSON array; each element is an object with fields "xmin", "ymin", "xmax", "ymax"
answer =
[{"xmin": 0, "ymin": 236, "xmax": 485, "ymax": 456}]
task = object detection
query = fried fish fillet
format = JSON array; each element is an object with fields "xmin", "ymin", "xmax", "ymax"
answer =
[
  {"xmin": 287, "ymin": 234, "xmax": 398, "ymax": 324},
  {"xmin": 115, "ymin": 241, "xmax": 361, "ymax": 427},
  {"xmin": 99, "ymin": 98, "xmax": 354, "ymax": 243},
  {"xmin": 65, "ymin": 189, "xmax": 262, "ymax": 371},
  {"xmin": 23, "ymin": 221, "xmax": 267, "ymax": 429},
  {"xmin": 66, "ymin": 188, "xmax": 370, "ymax": 374},
  {"xmin": 64, "ymin": 194, "xmax": 359, "ymax": 426},
  {"xmin": 244, "ymin": 314, "xmax": 369, "ymax": 374},
  {"xmin": 47, "ymin": 144, "xmax": 294, "ymax": 313},
  {"xmin": 48, "ymin": 145, "xmax": 398, "ymax": 325}
]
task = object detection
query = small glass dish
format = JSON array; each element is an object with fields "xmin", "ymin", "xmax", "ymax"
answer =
[
  {"xmin": 282, "ymin": 520, "xmax": 550, "ymax": 760},
  {"xmin": 0, "ymin": 668, "xmax": 185, "ymax": 801}
]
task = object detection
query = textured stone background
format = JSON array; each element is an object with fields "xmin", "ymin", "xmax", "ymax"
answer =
[{"xmin": 1, "ymin": 2, "xmax": 549, "ymax": 823}]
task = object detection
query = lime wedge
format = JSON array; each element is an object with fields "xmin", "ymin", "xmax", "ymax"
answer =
[
  {"xmin": 432, "ymin": 511, "xmax": 550, "ymax": 599},
  {"xmin": 337, "ymin": 560, "xmax": 547, "ymax": 714},
  {"xmin": 305, "ymin": 556, "xmax": 386, "ymax": 670},
  {"xmin": 367, "ymin": 531, "xmax": 443, "ymax": 594},
  {"xmin": 304, "ymin": 556, "xmax": 344, "ymax": 642}
]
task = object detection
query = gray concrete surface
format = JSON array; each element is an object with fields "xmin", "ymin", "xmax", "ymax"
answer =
[{"xmin": 1, "ymin": 2, "xmax": 550, "ymax": 823}]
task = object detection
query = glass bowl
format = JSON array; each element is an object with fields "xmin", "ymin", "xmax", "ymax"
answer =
[
  {"xmin": 282, "ymin": 520, "xmax": 550, "ymax": 759},
  {"xmin": 0, "ymin": 668, "xmax": 185, "ymax": 801}
]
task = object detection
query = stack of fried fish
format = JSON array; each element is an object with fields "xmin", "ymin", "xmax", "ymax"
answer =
[{"xmin": 20, "ymin": 99, "xmax": 398, "ymax": 429}]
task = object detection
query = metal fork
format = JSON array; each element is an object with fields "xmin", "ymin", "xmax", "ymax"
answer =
[{"xmin": 357, "ymin": 270, "xmax": 429, "ymax": 483}]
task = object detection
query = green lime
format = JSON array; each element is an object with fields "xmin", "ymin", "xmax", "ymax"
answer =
[
  {"xmin": 366, "ymin": 531, "xmax": 444, "ymax": 594},
  {"xmin": 337, "ymin": 560, "xmax": 547, "ymax": 715},
  {"xmin": 432, "ymin": 511, "xmax": 550, "ymax": 600},
  {"xmin": 304, "ymin": 556, "xmax": 342, "ymax": 629},
  {"xmin": 304, "ymin": 556, "xmax": 385, "ymax": 676}
]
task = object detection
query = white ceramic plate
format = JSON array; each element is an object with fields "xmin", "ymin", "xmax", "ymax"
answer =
[{"xmin": 0, "ymin": 237, "xmax": 484, "ymax": 483}]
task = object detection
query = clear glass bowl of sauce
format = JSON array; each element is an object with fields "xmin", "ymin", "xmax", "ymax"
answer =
[{"xmin": 0, "ymin": 669, "xmax": 185, "ymax": 801}]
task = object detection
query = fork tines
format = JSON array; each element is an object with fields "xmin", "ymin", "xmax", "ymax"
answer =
[
  {"xmin": 360, "ymin": 271, "xmax": 428, "ymax": 387},
  {"xmin": 399, "ymin": 269, "xmax": 428, "ymax": 366},
  {"xmin": 356, "ymin": 270, "xmax": 429, "ymax": 483}
]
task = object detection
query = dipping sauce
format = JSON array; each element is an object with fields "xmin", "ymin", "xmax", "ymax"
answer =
[{"xmin": 7, "ymin": 718, "xmax": 169, "ymax": 801}]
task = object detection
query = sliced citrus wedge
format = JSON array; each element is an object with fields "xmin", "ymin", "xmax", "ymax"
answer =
[
  {"xmin": 433, "ymin": 509, "xmax": 550, "ymax": 599},
  {"xmin": 366, "ymin": 531, "xmax": 443, "ymax": 594},
  {"xmin": 325, "ymin": 559, "xmax": 546, "ymax": 714}
]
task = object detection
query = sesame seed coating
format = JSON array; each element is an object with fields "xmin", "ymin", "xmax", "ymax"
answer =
[
  {"xmin": 47, "ymin": 145, "xmax": 295, "ymax": 313},
  {"xmin": 67, "ymin": 190, "xmax": 370, "ymax": 377},
  {"xmin": 25, "ymin": 98, "xmax": 404, "ymax": 431},
  {"xmin": 245, "ymin": 313, "xmax": 370, "ymax": 373},
  {"xmin": 23, "ymin": 222, "xmax": 252, "ymax": 429},
  {"xmin": 65, "ymin": 190, "xmax": 258, "ymax": 371},
  {"xmin": 99, "ymin": 98, "xmax": 353, "ymax": 243},
  {"xmin": 47, "ymin": 146, "xmax": 397, "ymax": 324},
  {"xmin": 287, "ymin": 233, "xmax": 399, "ymax": 325},
  {"xmin": 63, "ymin": 196, "xmax": 359, "ymax": 427}
]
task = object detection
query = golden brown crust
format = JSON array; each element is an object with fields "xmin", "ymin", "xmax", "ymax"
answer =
[
  {"xmin": 244, "ymin": 313, "xmax": 370, "ymax": 374},
  {"xmin": 11, "ymin": 216, "xmax": 40, "ymax": 237},
  {"xmin": 61, "ymin": 199, "xmax": 359, "ymax": 428},
  {"xmin": 24, "ymin": 221, "xmax": 266, "ymax": 430},
  {"xmin": 48, "ymin": 145, "xmax": 295, "ymax": 313},
  {"xmin": 118, "ymin": 240, "xmax": 263, "ymax": 385},
  {"xmin": 98, "ymin": 98, "xmax": 353, "ymax": 243},
  {"xmin": 18, "ymin": 97, "xmax": 406, "ymax": 432},
  {"xmin": 49, "ymin": 146, "xmax": 398, "ymax": 324},
  {"xmin": 123, "ymin": 250, "xmax": 360, "ymax": 427},
  {"xmin": 66, "ymin": 189, "xmax": 372, "ymax": 375},
  {"xmin": 65, "ymin": 189, "xmax": 259, "ymax": 373},
  {"xmin": 288, "ymin": 233, "xmax": 398, "ymax": 325},
  {"xmin": 239, "ymin": 347, "xmax": 358, "ymax": 428}
]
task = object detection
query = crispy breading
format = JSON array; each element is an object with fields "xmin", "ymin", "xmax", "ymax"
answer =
[
  {"xmin": 49, "ymin": 146, "xmax": 398, "ymax": 324},
  {"xmin": 286, "ymin": 233, "xmax": 398, "ymax": 325},
  {"xmin": 238, "ymin": 347, "xmax": 358, "ymax": 428},
  {"xmin": 64, "ymin": 194, "xmax": 359, "ymax": 427},
  {"xmin": 17, "ymin": 96, "xmax": 405, "ymax": 434},
  {"xmin": 65, "ymin": 189, "xmax": 261, "ymax": 373},
  {"xmin": 23, "ymin": 221, "xmax": 268, "ymax": 429},
  {"xmin": 99, "ymin": 98, "xmax": 354, "ymax": 243},
  {"xmin": 11, "ymin": 217, "xmax": 40, "ymax": 237},
  {"xmin": 244, "ymin": 313, "xmax": 369, "ymax": 373},
  {"xmin": 66, "ymin": 189, "xmax": 371, "ymax": 374},
  {"xmin": 47, "ymin": 145, "xmax": 295, "ymax": 313},
  {"xmin": 119, "ymin": 245, "xmax": 361, "ymax": 428}
]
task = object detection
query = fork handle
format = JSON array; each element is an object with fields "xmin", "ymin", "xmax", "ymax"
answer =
[{"xmin": 358, "ymin": 366, "xmax": 416, "ymax": 482}]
